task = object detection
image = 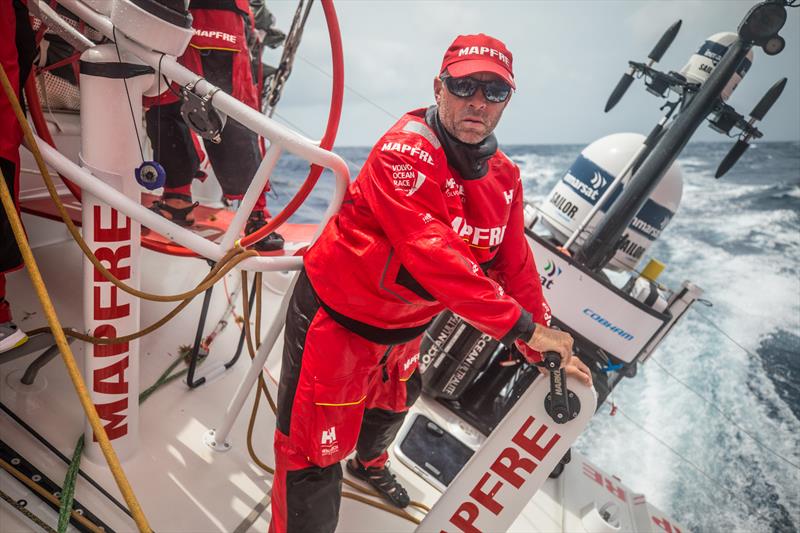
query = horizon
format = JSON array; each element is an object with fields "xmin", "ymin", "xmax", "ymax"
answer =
[
  {"xmin": 331, "ymin": 139, "xmax": 800, "ymax": 149},
  {"xmin": 266, "ymin": 1, "xmax": 800, "ymax": 147}
]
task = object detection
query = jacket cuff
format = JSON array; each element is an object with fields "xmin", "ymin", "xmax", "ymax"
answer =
[
  {"xmin": 501, "ymin": 309, "xmax": 534, "ymax": 346},
  {"xmin": 513, "ymin": 337, "xmax": 542, "ymax": 363}
]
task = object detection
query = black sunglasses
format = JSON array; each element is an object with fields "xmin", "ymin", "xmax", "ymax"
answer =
[{"xmin": 441, "ymin": 75, "xmax": 512, "ymax": 103}]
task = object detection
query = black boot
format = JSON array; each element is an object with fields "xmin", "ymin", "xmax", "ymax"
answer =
[
  {"xmin": 245, "ymin": 211, "xmax": 284, "ymax": 252},
  {"xmin": 346, "ymin": 458, "xmax": 411, "ymax": 508}
]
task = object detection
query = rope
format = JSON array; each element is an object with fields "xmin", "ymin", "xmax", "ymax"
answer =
[
  {"xmin": 0, "ymin": 486, "xmax": 57, "ymax": 533},
  {"xmin": 609, "ymin": 402, "xmax": 777, "ymax": 524},
  {"xmin": 0, "ymin": 457, "xmax": 103, "ymax": 532},
  {"xmin": 56, "ymin": 345, "xmax": 209, "ymax": 529},
  {"xmin": 241, "ymin": 272, "xmax": 278, "ymax": 415},
  {"xmin": 31, "ymin": 299, "xmax": 191, "ymax": 346},
  {"xmin": 648, "ymin": 356, "xmax": 799, "ymax": 470},
  {"xmin": 0, "ymin": 63, "xmax": 151, "ymax": 533},
  {"xmin": 57, "ymin": 435, "xmax": 84, "ymax": 533},
  {"xmin": 691, "ymin": 307, "xmax": 762, "ymax": 361},
  {"xmin": 139, "ymin": 352, "xmax": 193, "ymax": 404},
  {"xmin": 255, "ymin": 272, "xmax": 263, "ymax": 346},
  {"xmin": 297, "ymin": 54, "xmax": 398, "ymax": 121},
  {"xmin": 341, "ymin": 491, "xmax": 421, "ymax": 525},
  {"xmin": 0, "ymin": 402, "xmax": 132, "ymax": 518},
  {"xmin": 263, "ymin": 0, "xmax": 314, "ymax": 116},
  {"xmin": 26, "ymin": 248, "xmax": 257, "ymax": 345},
  {"xmin": 645, "ymin": 305, "xmax": 800, "ymax": 469},
  {"xmin": 112, "ymin": 26, "xmax": 145, "ymax": 163}
]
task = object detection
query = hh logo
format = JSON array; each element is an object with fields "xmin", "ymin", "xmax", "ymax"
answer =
[
  {"xmin": 503, "ymin": 189, "xmax": 514, "ymax": 205},
  {"xmin": 321, "ymin": 427, "xmax": 337, "ymax": 445}
]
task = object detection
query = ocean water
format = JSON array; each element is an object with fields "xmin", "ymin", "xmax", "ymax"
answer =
[{"xmin": 266, "ymin": 141, "xmax": 800, "ymax": 532}]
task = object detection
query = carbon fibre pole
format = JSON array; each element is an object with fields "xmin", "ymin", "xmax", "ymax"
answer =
[{"xmin": 576, "ymin": 36, "xmax": 753, "ymax": 270}]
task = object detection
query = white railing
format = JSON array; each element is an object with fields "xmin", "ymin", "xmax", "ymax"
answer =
[{"xmin": 40, "ymin": 0, "xmax": 349, "ymax": 271}]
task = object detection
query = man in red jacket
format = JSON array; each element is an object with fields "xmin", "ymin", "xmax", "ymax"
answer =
[
  {"xmin": 0, "ymin": 0, "xmax": 35, "ymax": 354},
  {"xmin": 269, "ymin": 34, "xmax": 592, "ymax": 533}
]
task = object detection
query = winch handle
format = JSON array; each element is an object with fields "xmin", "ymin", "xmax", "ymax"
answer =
[
  {"xmin": 541, "ymin": 352, "xmax": 571, "ymax": 424},
  {"xmin": 542, "ymin": 351, "xmax": 561, "ymax": 371}
]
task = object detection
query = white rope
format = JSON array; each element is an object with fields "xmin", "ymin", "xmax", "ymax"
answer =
[
  {"xmin": 608, "ymin": 401, "xmax": 777, "ymax": 524},
  {"xmin": 648, "ymin": 355, "xmax": 799, "ymax": 470}
]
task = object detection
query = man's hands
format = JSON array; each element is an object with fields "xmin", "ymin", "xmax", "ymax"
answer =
[
  {"xmin": 559, "ymin": 357, "xmax": 592, "ymax": 387},
  {"xmin": 526, "ymin": 325, "xmax": 573, "ymax": 364},
  {"xmin": 527, "ymin": 325, "xmax": 593, "ymax": 387}
]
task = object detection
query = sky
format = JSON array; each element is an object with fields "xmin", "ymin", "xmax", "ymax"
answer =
[{"xmin": 263, "ymin": 0, "xmax": 800, "ymax": 147}]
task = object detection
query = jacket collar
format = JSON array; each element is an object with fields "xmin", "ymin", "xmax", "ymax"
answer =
[{"xmin": 425, "ymin": 106, "xmax": 497, "ymax": 180}]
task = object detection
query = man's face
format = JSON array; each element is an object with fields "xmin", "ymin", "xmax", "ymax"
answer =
[{"xmin": 434, "ymin": 71, "xmax": 511, "ymax": 144}]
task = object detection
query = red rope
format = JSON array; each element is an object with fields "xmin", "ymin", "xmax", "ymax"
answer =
[{"xmin": 35, "ymin": 52, "xmax": 81, "ymax": 74}]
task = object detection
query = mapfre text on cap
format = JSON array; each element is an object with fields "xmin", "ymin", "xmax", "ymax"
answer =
[{"xmin": 457, "ymin": 46, "xmax": 510, "ymax": 66}]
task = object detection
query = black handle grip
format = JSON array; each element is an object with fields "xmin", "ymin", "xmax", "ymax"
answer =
[
  {"xmin": 648, "ymin": 20, "xmax": 682, "ymax": 63},
  {"xmin": 750, "ymin": 77, "xmax": 787, "ymax": 121},
  {"xmin": 715, "ymin": 139, "xmax": 749, "ymax": 178},
  {"xmin": 541, "ymin": 351, "xmax": 571, "ymax": 423},
  {"xmin": 548, "ymin": 368, "xmax": 570, "ymax": 423},
  {"xmin": 542, "ymin": 351, "xmax": 561, "ymax": 370},
  {"xmin": 604, "ymin": 73, "xmax": 634, "ymax": 113}
]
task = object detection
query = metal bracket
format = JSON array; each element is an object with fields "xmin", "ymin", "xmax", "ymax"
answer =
[
  {"xmin": 203, "ymin": 429, "xmax": 232, "ymax": 452},
  {"xmin": 180, "ymin": 80, "xmax": 226, "ymax": 143}
]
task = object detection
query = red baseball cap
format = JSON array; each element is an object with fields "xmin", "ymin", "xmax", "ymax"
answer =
[{"xmin": 440, "ymin": 33, "xmax": 515, "ymax": 89}]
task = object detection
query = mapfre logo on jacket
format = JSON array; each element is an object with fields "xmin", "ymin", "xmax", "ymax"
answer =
[
  {"xmin": 193, "ymin": 29, "xmax": 237, "ymax": 45},
  {"xmin": 451, "ymin": 216, "xmax": 507, "ymax": 249},
  {"xmin": 380, "ymin": 142, "xmax": 434, "ymax": 165},
  {"xmin": 187, "ymin": 1, "xmax": 251, "ymax": 52}
]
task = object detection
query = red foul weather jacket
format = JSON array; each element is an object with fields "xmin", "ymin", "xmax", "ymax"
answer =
[{"xmin": 304, "ymin": 108, "xmax": 550, "ymax": 359}]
